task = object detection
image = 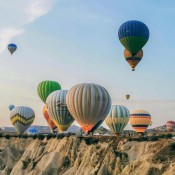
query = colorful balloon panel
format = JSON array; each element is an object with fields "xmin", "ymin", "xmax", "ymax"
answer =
[
  {"xmin": 130, "ymin": 110, "xmax": 151, "ymax": 133},
  {"xmin": 43, "ymin": 105, "xmax": 57, "ymax": 132},
  {"xmin": 8, "ymin": 43, "xmax": 17, "ymax": 55},
  {"xmin": 166, "ymin": 121, "xmax": 175, "ymax": 132},
  {"xmin": 118, "ymin": 20, "xmax": 149, "ymax": 54},
  {"xmin": 66, "ymin": 83, "xmax": 111, "ymax": 133},
  {"xmin": 10, "ymin": 106, "xmax": 35, "ymax": 134},
  {"xmin": 105, "ymin": 105, "xmax": 130, "ymax": 133},
  {"xmin": 124, "ymin": 49, "xmax": 143, "ymax": 71},
  {"xmin": 46, "ymin": 90, "xmax": 74, "ymax": 132},
  {"xmin": 37, "ymin": 80, "xmax": 61, "ymax": 103}
]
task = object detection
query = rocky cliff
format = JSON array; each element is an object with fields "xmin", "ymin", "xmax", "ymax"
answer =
[{"xmin": 0, "ymin": 136, "xmax": 175, "ymax": 175}]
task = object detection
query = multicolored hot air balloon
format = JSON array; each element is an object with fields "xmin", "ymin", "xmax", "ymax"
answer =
[
  {"xmin": 125, "ymin": 94, "xmax": 130, "ymax": 100},
  {"xmin": 10, "ymin": 106, "xmax": 35, "ymax": 134},
  {"xmin": 118, "ymin": 20, "xmax": 149, "ymax": 55},
  {"xmin": 8, "ymin": 43, "xmax": 17, "ymax": 55},
  {"xmin": 124, "ymin": 49, "xmax": 143, "ymax": 71},
  {"xmin": 130, "ymin": 110, "xmax": 151, "ymax": 133},
  {"xmin": 9, "ymin": 105, "xmax": 15, "ymax": 111},
  {"xmin": 105, "ymin": 105, "xmax": 130, "ymax": 134},
  {"xmin": 43, "ymin": 105, "xmax": 57, "ymax": 133},
  {"xmin": 46, "ymin": 90, "xmax": 74, "ymax": 132},
  {"xmin": 66, "ymin": 83, "xmax": 111, "ymax": 133},
  {"xmin": 166, "ymin": 121, "xmax": 175, "ymax": 132},
  {"xmin": 37, "ymin": 80, "xmax": 61, "ymax": 103}
]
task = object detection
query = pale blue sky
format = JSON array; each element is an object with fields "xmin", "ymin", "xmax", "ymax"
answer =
[{"xmin": 0, "ymin": 0, "xmax": 175, "ymax": 129}]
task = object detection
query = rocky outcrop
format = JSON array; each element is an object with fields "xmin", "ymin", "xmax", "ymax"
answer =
[{"xmin": 0, "ymin": 136, "xmax": 175, "ymax": 175}]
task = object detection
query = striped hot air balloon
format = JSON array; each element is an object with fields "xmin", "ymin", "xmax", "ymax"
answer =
[
  {"xmin": 105, "ymin": 105, "xmax": 130, "ymax": 134},
  {"xmin": 166, "ymin": 121, "xmax": 175, "ymax": 132},
  {"xmin": 10, "ymin": 106, "xmax": 35, "ymax": 134},
  {"xmin": 124, "ymin": 49, "xmax": 143, "ymax": 71},
  {"xmin": 118, "ymin": 20, "xmax": 149, "ymax": 55},
  {"xmin": 46, "ymin": 90, "xmax": 74, "ymax": 132},
  {"xmin": 37, "ymin": 80, "xmax": 61, "ymax": 103},
  {"xmin": 43, "ymin": 105, "xmax": 57, "ymax": 133},
  {"xmin": 130, "ymin": 110, "xmax": 151, "ymax": 133},
  {"xmin": 66, "ymin": 83, "xmax": 111, "ymax": 133}
]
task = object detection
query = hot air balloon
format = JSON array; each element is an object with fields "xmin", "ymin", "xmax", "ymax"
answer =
[
  {"xmin": 9, "ymin": 105, "xmax": 15, "ymax": 111},
  {"xmin": 166, "ymin": 121, "xmax": 175, "ymax": 132},
  {"xmin": 66, "ymin": 83, "xmax": 111, "ymax": 133},
  {"xmin": 125, "ymin": 94, "xmax": 130, "ymax": 100},
  {"xmin": 27, "ymin": 127, "xmax": 38, "ymax": 135},
  {"xmin": 10, "ymin": 106, "xmax": 35, "ymax": 134},
  {"xmin": 8, "ymin": 43, "xmax": 17, "ymax": 55},
  {"xmin": 118, "ymin": 20, "xmax": 149, "ymax": 55},
  {"xmin": 37, "ymin": 80, "xmax": 61, "ymax": 103},
  {"xmin": 124, "ymin": 49, "xmax": 143, "ymax": 71},
  {"xmin": 130, "ymin": 110, "xmax": 151, "ymax": 133},
  {"xmin": 105, "ymin": 105, "xmax": 130, "ymax": 134},
  {"xmin": 46, "ymin": 90, "xmax": 74, "ymax": 132},
  {"xmin": 43, "ymin": 105, "xmax": 57, "ymax": 133}
]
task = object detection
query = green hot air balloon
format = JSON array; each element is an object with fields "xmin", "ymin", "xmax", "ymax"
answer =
[{"xmin": 37, "ymin": 81, "xmax": 61, "ymax": 103}]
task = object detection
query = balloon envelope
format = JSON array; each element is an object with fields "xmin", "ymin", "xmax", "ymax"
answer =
[
  {"xmin": 118, "ymin": 20, "xmax": 149, "ymax": 54},
  {"xmin": 166, "ymin": 121, "xmax": 175, "ymax": 132},
  {"xmin": 37, "ymin": 80, "xmax": 61, "ymax": 103},
  {"xmin": 66, "ymin": 83, "xmax": 111, "ymax": 133},
  {"xmin": 43, "ymin": 105, "xmax": 57, "ymax": 132},
  {"xmin": 9, "ymin": 105, "xmax": 15, "ymax": 111},
  {"xmin": 10, "ymin": 106, "xmax": 35, "ymax": 134},
  {"xmin": 46, "ymin": 90, "xmax": 74, "ymax": 132},
  {"xmin": 8, "ymin": 43, "xmax": 17, "ymax": 55},
  {"xmin": 130, "ymin": 110, "xmax": 151, "ymax": 133},
  {"xmin": 125, "ymin": 94, "xmax": 130, "ymax": 100},
  {"xmin": 124, "ymin": 49, "xmax": 143, "ymax": 71},
  {"xmin": 105, "ymin": 105, "xmax": 130, "ymax": 134}
]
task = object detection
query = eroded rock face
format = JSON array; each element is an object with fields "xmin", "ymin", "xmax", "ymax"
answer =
[{"xmin": 0, "ymin": 136, "xmax": 175, "ymax": 175}]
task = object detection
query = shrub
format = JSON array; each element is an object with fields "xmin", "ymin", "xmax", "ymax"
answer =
[
  {"xmin": 4, "ymin": 135, "xmax": 10, "ymax": 139},
  {"xmin": 37, "ymin": 134, "xmax": 45, "ymax": 140}
]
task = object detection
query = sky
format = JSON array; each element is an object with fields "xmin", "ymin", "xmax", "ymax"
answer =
[{"xmin": 0, "ymin": 0, "xmax": 175, "ymax": 129}]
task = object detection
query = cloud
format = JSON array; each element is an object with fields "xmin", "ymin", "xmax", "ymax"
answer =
[{"xmin": 0, "ymin": 0, "xmax": 55, "ymax": 54}]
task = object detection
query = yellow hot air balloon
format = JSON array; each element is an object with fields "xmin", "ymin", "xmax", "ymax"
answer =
[
  {"xmin": 130, "ymin": 110, "xmax": 151, "ymax": 133},
  {"xmin": 66, "ymin": 83, "xmax": 111, "ymax": 133},
  {"xmin": 126, "ymin": 94, "xmax": 130, "ymax": 100}
]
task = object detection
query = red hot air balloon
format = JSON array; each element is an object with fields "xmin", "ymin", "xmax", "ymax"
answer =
[
  {"xmin": 43, "ymin": 105, "xmax": 57, "ymax": 133},
  {"xmin": 166, "ymin": 121, "xmax": 175, "ymax": 132}
]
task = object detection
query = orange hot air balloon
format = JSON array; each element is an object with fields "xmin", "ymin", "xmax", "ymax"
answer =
[
  {"xmin": 124, "ymin": 49, "xmax": 143, "ymax": 71},
  {"xmin": 130, "ymin": 110, "xmax": 151, "ymax": 133},
  {"xmin": 43, "ymin": 105, "xmax": 57, "ymax": 133}
]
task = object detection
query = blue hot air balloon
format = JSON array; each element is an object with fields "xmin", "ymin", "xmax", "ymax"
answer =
[
  {"xmin": 27, "ymin": 127, "xmax": 38, "ymax": 135},
  {"xmin": 8, "ymin": 43, "xmax": 17, "ymax": 55},
  {"xmin": 9, "ymin": 105, "xmax": 15, "ymax": 111},
  {"xmin": 118, "ymin": 20, "xmax": 149, "ymax": 55}
]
